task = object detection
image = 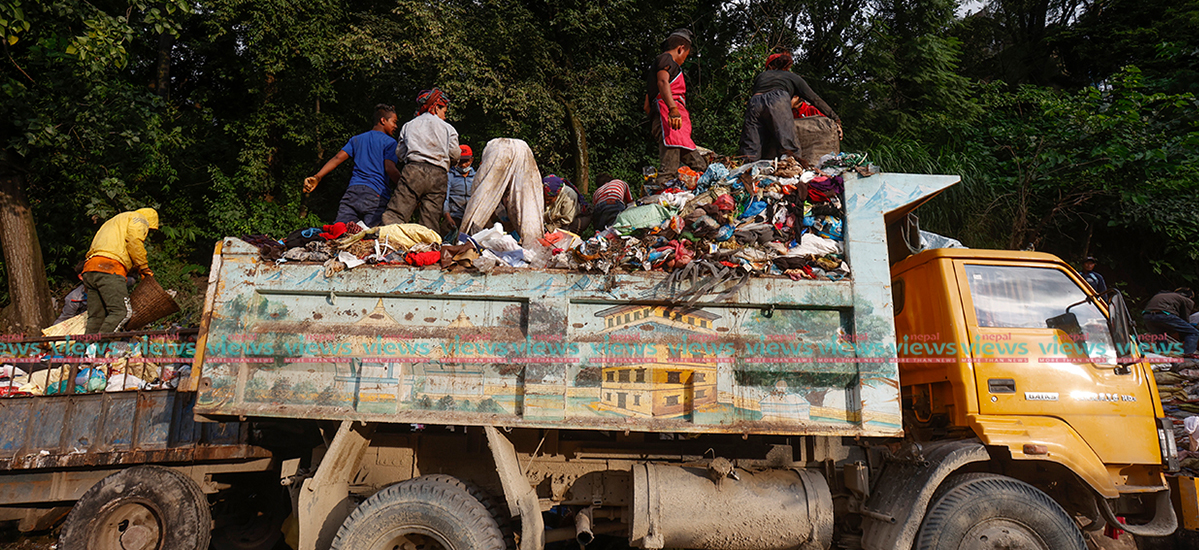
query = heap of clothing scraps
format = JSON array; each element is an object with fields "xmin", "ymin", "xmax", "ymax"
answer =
[
  {"xmin": 1155, "ymin": 362, "xmax": 1198, "ymax": 476},
  {"xmin": 245, "ymin": 153, "xmax": 876, "ymax": 283}
]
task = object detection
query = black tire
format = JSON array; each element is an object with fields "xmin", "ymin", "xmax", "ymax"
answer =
[
  {"xmin": 417, "ymin": 474, "xmax": 517, "ymax": 550},
  {"xmin": 330, "ymin": 475, "xmax": 506, "ymax": 550},
  {"xmin": 916, "ymin": 473, "xmax": 1086, "ymax": 550},
  {"xmin": 58, "ymin": 465, "xmax": 212, "ymax": 550}
]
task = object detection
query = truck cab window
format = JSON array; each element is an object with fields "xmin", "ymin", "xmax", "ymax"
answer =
[{"xmin": 965, "ymin": 264, "xmax": 1116, "ymax": 364}]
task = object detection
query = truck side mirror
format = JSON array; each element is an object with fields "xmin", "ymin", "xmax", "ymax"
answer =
[
  {"xmin": 1045, "ymin": 312, "xmax": 1081, "ymax": 334},
  {"xmin": 1103, "ymin": 291, "xmax": 1136, "ymax": 365}
]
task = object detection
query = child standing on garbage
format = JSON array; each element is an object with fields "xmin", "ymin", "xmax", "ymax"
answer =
[
  {"xmin": 738, "ymin": 51, "xmax": 841, "ymax": 163},
  {"xmin": 643, "ymin": 29, "xmax": 707, "ymax": 188},
  {"xmin": 304, "ymin": 104, "xmax": 402, "ymax": 227},
  {"xmin": 383, "ymin": 88, "xmax": 461, "ymax": 231}
]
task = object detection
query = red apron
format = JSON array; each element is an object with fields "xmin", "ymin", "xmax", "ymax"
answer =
[{"xmin": 655, "ymin": 72, "xmax": 696, "ymax": 150}]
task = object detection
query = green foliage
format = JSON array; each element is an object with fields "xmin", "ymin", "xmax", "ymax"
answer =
[{"xmin": 1, "ymin": 0, "xmax": 1195, "ymax": 317}]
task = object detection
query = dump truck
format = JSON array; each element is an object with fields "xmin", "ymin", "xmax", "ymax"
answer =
[
  {"xmin": 0, "ymin": 330, "xmax": 285, "ymax": 550},
  {"xmin": 185, "ymin": 171, "xmax": 1180, "ymax": 550}
]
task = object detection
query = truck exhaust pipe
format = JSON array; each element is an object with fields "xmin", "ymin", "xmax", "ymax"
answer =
[
  {"xmin": 630, "ymin": 464, "xmax": 832, "ymax": 550},
  {"xmin": 575, "ymin": 506, "xmax": 594, "ymax": 546}
]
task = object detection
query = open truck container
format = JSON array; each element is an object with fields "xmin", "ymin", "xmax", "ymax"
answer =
[{"xmin": 190, "ymin": 172, "xmax": 1179, "ymax": 550}]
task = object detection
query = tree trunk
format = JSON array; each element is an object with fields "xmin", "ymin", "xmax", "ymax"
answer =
[
  {"xmin": 152, "ymin": 33, "xmax": 174, "ymax": 99},
  {"xmin": 0, "ymin": 167, "xmax": 55, "ymax": 335},
  {"xmin": 563, "ymin": 100, "xmax": 589, "ymax": 194}
]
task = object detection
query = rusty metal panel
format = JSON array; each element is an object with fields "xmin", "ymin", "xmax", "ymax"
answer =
[
  {"xmin": 195, "ymin": 173, "xmax": 959, "ymax": 437},
  {"xmin": 0, "ymin": 390, "xmax": 265, "ymax": 472}
]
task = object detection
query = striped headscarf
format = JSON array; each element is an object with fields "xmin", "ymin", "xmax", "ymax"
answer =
[{"xmin": 415, "ymin": 88, "xmax": 448, "ymax": 116}]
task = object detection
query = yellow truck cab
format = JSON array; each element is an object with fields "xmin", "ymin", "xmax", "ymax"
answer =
[{"xmin": 885, "ymin": 248, "xmax": 1177, "ymax": 546}]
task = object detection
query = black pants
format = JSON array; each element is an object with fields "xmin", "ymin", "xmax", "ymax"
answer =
[
  {"xmin": 738, "ymin": 89, "xmax": 799, "ymax": 162},
  {"xmin": 335, "ymin": 185, "xmax": 390, "ymax": 227},
  {"xmin": 382, "ymin": 162, "xmax": 447, "ymax": 231},
  {"xmin": 649, "ymin": 114, "xmax": 708, "ymax": 187}
]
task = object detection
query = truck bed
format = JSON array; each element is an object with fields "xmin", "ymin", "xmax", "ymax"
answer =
[{"xmin": 193, "ymin": 173, "xmax": 960, "ymax": 437}]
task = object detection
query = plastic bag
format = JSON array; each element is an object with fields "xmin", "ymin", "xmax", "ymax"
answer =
[
  {"xmin": 612, "ymin": 204, "xmax": 670, "ymax": 234},
  {"xmin": 740, "ymin": 199, "xmax": 767, "ymax": 219},
  {"xmin": 678, "ymin": 166, "xmax": 700, "ymax": 190},
  {"xmin": 472, "ymin": 223, "xmax": 522, "ymax": 253},
  {"xmin": 698, "ymin": 163, "xmax": 729, "ymax": 190}
]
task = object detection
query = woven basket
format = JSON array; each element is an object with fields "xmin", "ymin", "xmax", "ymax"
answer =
[{"xmin": 125, "ymin": 276, "xmax": 180, "ymax": 330}]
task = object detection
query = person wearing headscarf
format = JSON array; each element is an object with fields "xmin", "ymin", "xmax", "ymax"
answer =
[
  {"xmin": 738, "ymin": 51, "xmax": 841, "ymax": 162},
  {"xmin": 542, "ymin": 175, "xmax": 583, "ymax": 232},
  {"xmin": 382, "ymin": 88, "xmax": 461, "ymax": 231}
]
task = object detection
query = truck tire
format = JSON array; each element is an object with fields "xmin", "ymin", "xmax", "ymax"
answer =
[
  {"xmin": 915, "ymin": 473, "xmax": 1086, "ymax": 550},
  {"xmin": 417, "ymin": 474, "xmax": 517, "ymax": 550},
  {"xmin": 58, "ymin": 465, "xmax": 212, "ymax": 550},
  {"xmin": 330, "ymin": 475, "xmax": 506, "ymax": 550}
]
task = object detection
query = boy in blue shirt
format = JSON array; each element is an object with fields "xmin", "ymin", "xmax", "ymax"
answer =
[{"xmin": 304, "ymin": 104, "xmax": 401, "ymax": 227}]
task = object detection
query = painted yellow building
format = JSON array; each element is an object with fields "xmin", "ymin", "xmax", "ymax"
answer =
[{"xmin": 593, "ymin": 305, "xmax": 721, "ymax": 418}]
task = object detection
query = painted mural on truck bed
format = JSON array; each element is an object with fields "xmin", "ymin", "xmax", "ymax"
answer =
[
  {"xmin": 194, "ymin": 173, "xmax": 960, "ymax": 436},
  {"xmin": 197, "ymin": 275, "xmax": 894, "ymax": 433}
]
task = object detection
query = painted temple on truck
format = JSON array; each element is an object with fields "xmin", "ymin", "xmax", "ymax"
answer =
[{"xmin": 591, "ymin": 305, "xmax": 721, "ymax": 418}]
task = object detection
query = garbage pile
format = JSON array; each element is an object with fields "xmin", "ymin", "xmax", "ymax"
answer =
[
  {"xmin": 1155, "ymin": 362, "xmax": 1198, "ymax": 475},
  {"xmin": 248, "ymin": 153, "xmax": 876, "ymax": 282},
  {"xmin": 0, "ymin": 344, "xmax": 192, "ymax": 397}
]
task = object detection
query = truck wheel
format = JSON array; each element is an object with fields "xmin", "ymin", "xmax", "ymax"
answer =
[
  {"xmin": 330, "ymin": 476, "xmax": 506, "ymax": 550},
  {"xmin": 58, "ymin": 465, "xmax": 212, "ymax": 550},
  {"xmin": 417, "ymin": 474, "xmax": 516, "ymax": 550},
  {"xmin": 915, "ymin": 473, "xmax": 1086, "ymax": 550}
]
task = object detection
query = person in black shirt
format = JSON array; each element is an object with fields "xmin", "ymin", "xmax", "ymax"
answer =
[
  {"xmin": 642, "ymin": 29, "xmax": 707, "ymax": 188},
  {"xmin": 1143, "ymin": 288, "xmax": 1198, "ymax": 355},
  {"xmin": 738, "ymin": 51, "xmax": 842, "ymax": 162}
]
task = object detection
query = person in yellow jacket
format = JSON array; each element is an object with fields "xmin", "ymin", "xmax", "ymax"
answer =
[{"xmin": 81, "ymin": 208, "xmax": 159, "ymax": 333}]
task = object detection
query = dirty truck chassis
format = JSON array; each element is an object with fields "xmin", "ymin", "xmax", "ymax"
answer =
[{"xmin": 284, "ymin": 420, "xmax": 1175, "ymax": 550}]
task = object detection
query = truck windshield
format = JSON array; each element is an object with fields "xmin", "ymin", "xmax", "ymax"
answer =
[{"xmin": 965, "ymin": 264, "xmax": 1117, "ymax": 364}]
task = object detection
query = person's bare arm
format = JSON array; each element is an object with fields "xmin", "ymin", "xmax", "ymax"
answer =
[
  {"xmin": 305, "ymin": 150, "xmax": 351, "ymax": 192},
  {"xmin": 384, "ymin": 159, "xmax": 401, "ymax": 184},
  {"xmin": 656, "ymin": 70, "xmax": 682, "ymax": 130}
]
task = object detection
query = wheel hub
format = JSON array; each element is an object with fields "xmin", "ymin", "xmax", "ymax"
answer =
[
  {"xmin": 89, "ymin": 501, "xmax": 163, "ymax": 550},
  {"xmin": 961, "ymin": 518, "xmax": 1050, "ymax": 550}
]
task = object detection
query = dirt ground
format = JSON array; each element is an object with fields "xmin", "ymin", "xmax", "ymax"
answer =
[{"xmin": 0, "ymin": 525, "xmax": 1168, "ymax": 549}]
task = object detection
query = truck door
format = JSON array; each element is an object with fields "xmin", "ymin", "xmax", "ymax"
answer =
[{"xmin": 955, "ymin": 262, "xmax": 1160, "ymax": 466}]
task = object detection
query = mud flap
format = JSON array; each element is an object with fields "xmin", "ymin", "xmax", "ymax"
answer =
[
  {"xmin": 485, "ymin": 426, "xmax": 545, "ymax": 550},
  {"xmin": 1097, "ymin": 489, "xmax": 1177, "ymax": 537},
  {"xmin": 860, "ymin": 439, "xmax": 990, "ymax": 550}
]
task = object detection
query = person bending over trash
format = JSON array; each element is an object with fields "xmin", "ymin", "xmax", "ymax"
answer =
[
  {"xmin": 543, "ymin": 175, "xmax": 585, "ymax": 233},
  {"xmin": 304, "ymin": 104, "xmax": 401, "ymax": 227},
  {"xmin": 738, "ymin": 51, "xmax": 841, "ymax": 163},
  {"xmin": 383, "ymin": 88, "xmax": 461, "ymax": 231},
  {"xmin": 81, "ymin": 208, "xmax": 159, "ymax": 333},
  {"xmin": 1143, "ymin": 288, "xmax": 1198, "ymax": 357},
  {"xmin": 591, "ymin": 175, "xmax": 633, "ymax": 231},
  {"xmin": 643, "ymin": 29, "xmax": 707, "ymax": 189},
  {"xmin": 443, "ymin": 144, "xmax": 475, "ymax": 233}
]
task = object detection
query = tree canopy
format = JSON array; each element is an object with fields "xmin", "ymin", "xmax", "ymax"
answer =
[{"xmin": 1, "ymin": 0, "xmax": 1195, "ymax": 330}]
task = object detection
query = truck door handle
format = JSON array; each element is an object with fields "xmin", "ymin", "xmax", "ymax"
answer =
[{"xmin": 987, "ymin": 378, "xmax": 1016, "ymax": 394}]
